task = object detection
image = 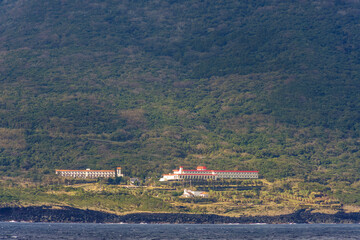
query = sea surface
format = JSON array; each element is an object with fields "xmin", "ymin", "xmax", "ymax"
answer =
[{"xmin": 1, "ymin": 222, "xmax": 360, "ymax": 239}]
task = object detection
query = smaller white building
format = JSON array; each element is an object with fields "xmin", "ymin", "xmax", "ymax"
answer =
[{"xmin": 182, "ymin": 189, "xmax": 209, "ymax": 198}]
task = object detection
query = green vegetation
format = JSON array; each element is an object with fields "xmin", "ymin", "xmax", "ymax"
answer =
[
  {"xmin": 0, "ymin": 0, "xmax": 360, "ymax": 209},
  {"xmin": 0, "ymin": 178, "xmax": 347, "ymax": 216}
]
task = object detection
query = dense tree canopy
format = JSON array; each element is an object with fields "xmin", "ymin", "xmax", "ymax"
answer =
[{"xmin": 0, "ymin": 0, "xmax": 359, "ymax": 203}]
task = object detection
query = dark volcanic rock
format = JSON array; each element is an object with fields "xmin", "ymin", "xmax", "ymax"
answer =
[
  {"xmin": 1, "ymin": 206, "xmax": 360, "ymax": 224},
  {"xmin": 0, "ymin": 206, "xmax": 121, "ymax": 223}
]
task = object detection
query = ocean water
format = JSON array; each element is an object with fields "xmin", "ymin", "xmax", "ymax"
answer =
[{"xmin": 1, "ymin": 222, "xmax": 360, "ymax": 240}]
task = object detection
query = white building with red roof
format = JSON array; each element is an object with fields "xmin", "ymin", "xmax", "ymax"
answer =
[{"xmin": 159, "ymin": 166, "xmax": 258, "ymax": 181}]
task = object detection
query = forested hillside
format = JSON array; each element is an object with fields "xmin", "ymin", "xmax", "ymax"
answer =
[{"xmin": 0, "ymin": 0, "xmax": 360, "ymax": 204}]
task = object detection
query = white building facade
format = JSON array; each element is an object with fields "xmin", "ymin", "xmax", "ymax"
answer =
[{"xmin": 55, "ymin": 167, "xmax": 123, "ymax": 179}]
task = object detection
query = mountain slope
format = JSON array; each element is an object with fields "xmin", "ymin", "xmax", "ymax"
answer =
[{"xmin": 0, "ymin": 0, "xmax": 360, "ymax": 204}]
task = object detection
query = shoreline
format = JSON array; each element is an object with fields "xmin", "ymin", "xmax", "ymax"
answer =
[{"xmin": 1, "ymin": 206, "xmax": 360, "ymax": 224}]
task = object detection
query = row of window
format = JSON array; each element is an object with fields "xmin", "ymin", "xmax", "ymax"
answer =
[
  {"xmin": 58, "ymin": 172, "xmax": 115, "ymax": 178},
  {"xmin": 59, "ymin": 173, "xmax": 114, "ymax": 175},
  {"xmin": 180, "ymin": 175, "xmax": 217, "ymax": 179},
  {"xmin": 177, "ymin": 174, "xmax": 258, "ymax": 179}
]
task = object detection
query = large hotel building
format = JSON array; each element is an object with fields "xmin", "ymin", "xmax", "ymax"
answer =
[
  {"xmin": 159, "ymin": 166, "xmax": 258, "ymax": 181},
  {"xmin": 55, "ymin": 167, "xmax": 123, "ymax": 179}
]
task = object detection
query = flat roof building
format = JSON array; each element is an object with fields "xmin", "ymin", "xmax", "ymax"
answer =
[{"xmin": 55, "ymin": 167, "xmax": 123, "ymax": 179}]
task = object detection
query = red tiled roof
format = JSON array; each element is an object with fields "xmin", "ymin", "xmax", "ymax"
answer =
[
  {"xmin": 197, "ymin": 166, "xmax": 207, "ymax": 170},
  {"xmin": 178, "ymin": 174, "xmax": 217, "ymax": 176},
  {"xmin": 180, "ymin": 169, "xmax": 258, "ymax": 173},
  {"xmin": 55, "ymin": 169, "xmax": 114, "ymax": 172},
  {"xmin": 213, "ymin": 170, "xmax": 259, "ymax": 173}
]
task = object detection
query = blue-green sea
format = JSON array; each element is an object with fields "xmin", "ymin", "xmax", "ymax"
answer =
[{"xmin": 1, "ymin": 222, "xmax": 360, "ymax": 239}]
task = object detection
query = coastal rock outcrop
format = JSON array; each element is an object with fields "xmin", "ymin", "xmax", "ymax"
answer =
[{"xmin": 1, "ymin": 206, "xmax": 360, "ymax": 224}]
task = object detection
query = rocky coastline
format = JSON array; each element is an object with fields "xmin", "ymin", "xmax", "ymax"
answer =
[{"xmin": 1, "ymin": 206, "xmax": 360, "ymax": 224}]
